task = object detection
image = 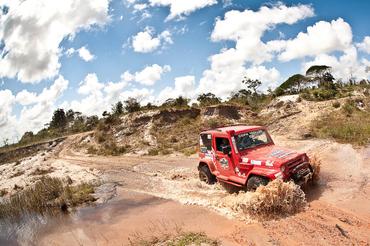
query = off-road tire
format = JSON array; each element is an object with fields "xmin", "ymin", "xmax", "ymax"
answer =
[
  {"xmin": 199, "ymin": 165, "xmax": 216, "ymax": 184},
  {"xmin": 246, "ymin": 176, "xmax": 269, "ymax": 191}
]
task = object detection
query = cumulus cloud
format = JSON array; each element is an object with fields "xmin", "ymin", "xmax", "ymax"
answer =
[
  {"xmin": 78, "ymin": 46, "xmax": 95, "ymax": 62},
  {"xmin": 302, "ymin": 46, "xmax": 370, "ymax": 81},
  {"xmin": 132, "ymin": 27, "xmax": 173, "ymax": 53},
  {"xmin": 357, "ymin": 36, "xmax": 370, "ymax": 54},
  {"xmin": 149, "ymin": 0, "xmax": 217, "ymax": 21},
  {"xmin": 65, "ymin": 46, "xmax": 95, "ymax": 62},
  {"xmin": 0, "ymin": 0, "xmax": 110, "ymax": 83},
  {"xmin": 157, "ymin": 75, "xmax": 196, "ymax": 103},
  {"xmin": 0, "ymin": 76, "xmax": 69, "ymax": 143},
  {"xmin": 0, "ymin": 89, "xmax": 15, "ymax": 128},
  {"xmin": 197, "ymin": 4, "xmax": 313, "ymax": 98},
  {"xmin": 78, "ymin": 73, "xmax": 104, "ymax": 95},
  {"xmin": 65, "ymin": 73, "xmax": 154, "ymax": 116},
  {"xmin": 278, "ymin": 18, "xmax": 352, "ymax": 61},
  {"xmin": 124, "ymin": 64, "xmax": 171, "ymax": 86}
]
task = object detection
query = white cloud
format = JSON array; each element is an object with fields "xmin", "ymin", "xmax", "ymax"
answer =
[
  {"xmin": 65, "ymin": 73, "xmax": 154, "ymax": 116},
  {"xmin": 278, "ymin": 18, "xmax": 352, "ymax": 61},
  {"xmin": 15, "ymin": 90, "xmax": 38, "ymax": 106},
  {"xmin": 133, "ymin": 3, "xmax": 148, "ymax": 11},
  {"xmin": 0, "ymin": 0, "xmax": 110, "ymax": 83},
  {"xmin": 197, "ymin": 4, "xmax": 313, "ymax": 98},
  {"xmin": 124, "ymin": 64, "xmax": 171, "ymax": 86},
  {"xmin": 132, "ymin": 27, "xmax": 172, "ymax": 53},
  {"xmin": 64, "ymin": 46, "xmax": 95, "ymax": 62},
  {"xmin": 157, "ymin": 75, "xmax": 195, "ymax": 103},
  {"xmin": 244, "ymin": 66, "xmax": 281, "ymax": 90},
  {"xmin": 357, "ymin": 36, "xmax": 370, "ymax": 54},
  {"xmin": 149, "ymin": 0, "xmax": 217, "ymax": 21},
  {"xmin": 78, "ymin": 46, "xmax": 95, "ymax": 62},
  {"xmin": 0, "ymin": 89, "xmax": 15, "ymax": 129},
  {"xmin": 78, "ymin": 73, "xmax": 104, "ymax": 95},
  {"xmin": 0, "ymin": 76, "xmax": 69, "ymax": 143},
  {"xmin": 210, "ymin": 4, "xmax": 314, "ymax": 64},
  {"xmin": 302, "ymin": 46, "xmax": 370, "ymax": 81}
]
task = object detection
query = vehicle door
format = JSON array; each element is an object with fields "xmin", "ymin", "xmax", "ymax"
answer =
[{"xmin": 213, "ymin": 136, "xmax": 235, "ymax": 177}]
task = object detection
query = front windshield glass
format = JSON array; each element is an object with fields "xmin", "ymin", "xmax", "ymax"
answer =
[{"xmin": 235, "ymin": 129, "xmax": 270, "ymax": 151}]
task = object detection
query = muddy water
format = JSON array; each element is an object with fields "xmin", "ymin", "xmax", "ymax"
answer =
[
  {"xmin": 4, "ymin": 137, "xmax": 370, "ymax": 245},
  {"xmin": 37, "ymin": 190, "xmax": 252, "ymax": 246}
]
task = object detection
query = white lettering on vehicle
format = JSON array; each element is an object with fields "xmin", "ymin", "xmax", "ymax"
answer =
[{"xmin": 251, "ymin": 160, "xmax": 262, "ymax": 165}]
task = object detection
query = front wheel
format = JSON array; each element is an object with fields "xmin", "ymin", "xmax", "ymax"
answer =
[
  {"xmin": 246, "ymin": 176, "xmax": 269, "ymax": 191},
  {"xmin": 199, "ymin": 165, "xmax": 216, "ymax": 184}
]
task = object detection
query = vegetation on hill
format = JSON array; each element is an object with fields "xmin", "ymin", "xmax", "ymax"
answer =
[
  {"xmin": 2, "ymin": 64, "xmax": 370, "ymax": 154},
  {"xmin": 312, "ymin": 98, "xmax": 370, "ymax": 145},
  {"xmin": 0, "ymin": 109, "xmax": 99, "ymax": 153}
]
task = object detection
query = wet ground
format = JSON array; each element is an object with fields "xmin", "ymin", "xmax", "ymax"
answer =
[{"xmin": 1, "ymin": 135, "xmax": 370, "ymax": 245}]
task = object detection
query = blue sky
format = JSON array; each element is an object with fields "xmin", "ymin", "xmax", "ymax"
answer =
[{"xmin": 0, "ymin": 0, "xmax": 370, "ymax": 142}]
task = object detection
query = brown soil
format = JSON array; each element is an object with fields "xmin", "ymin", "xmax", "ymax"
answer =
[{"xmin": 31, "ymin": 132, "xmax": 370, "ymax": 246}]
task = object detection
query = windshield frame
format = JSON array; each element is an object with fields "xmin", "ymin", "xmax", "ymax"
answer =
[{"xmin": 234, "ymin": 129, "xmax": 272, "ymax": 151}]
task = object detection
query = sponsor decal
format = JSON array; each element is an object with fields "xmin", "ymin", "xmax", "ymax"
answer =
[
  {"xmin": 265, "ymin": 160, "xmax": 274, "ymax": 166},
  {"xmin": 251, "ymin": 160, "xmax": 262, "ymax": 165},
  {"xmin": 220, "ymin": 158, "xmax": 229, "ymax": 169},
  {"xmin": 234, "ymin": 167, "xmax": 246, "ymax": 177},
  {"xmin": 269, "ymin": 149, "xmax": 295, "ymax": 158},
  {"xmin": 242, "ymin": 157, "xmax": 249, "ymax": 163}
]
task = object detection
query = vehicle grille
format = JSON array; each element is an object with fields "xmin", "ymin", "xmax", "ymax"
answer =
[{"xmin": 286, "ymin": 157, "xmax": 303, "ymax": 173}]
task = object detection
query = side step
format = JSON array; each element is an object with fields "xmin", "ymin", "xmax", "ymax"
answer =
[{"xmin": 216, "ymin": 177, "xmax": 244, "ymax": 187}]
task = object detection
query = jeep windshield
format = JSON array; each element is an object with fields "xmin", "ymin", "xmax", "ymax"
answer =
[{"xmin": 235, "ymin": 129, "xmax": 271, "ymax": 151}]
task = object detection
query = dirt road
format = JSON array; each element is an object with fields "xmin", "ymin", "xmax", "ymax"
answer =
[{"xmin": 33, "ymin": 134, "xmax": 370, "ymax": 245}]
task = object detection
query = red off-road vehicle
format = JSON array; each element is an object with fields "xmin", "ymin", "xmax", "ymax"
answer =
[{"xmin": 198, "ymin": 125, "xmax": 313, "ymax": 190}]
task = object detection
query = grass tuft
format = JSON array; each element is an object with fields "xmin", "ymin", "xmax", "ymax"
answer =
[{"xmin": 0, "ymin": 176, "xmax": 95, "ymax": 220}]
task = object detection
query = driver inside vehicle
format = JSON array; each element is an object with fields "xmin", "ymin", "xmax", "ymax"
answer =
[
  {"xmin": 217, "ymin": 138, "xmax": 231, "ymax": 152},
  {"xmin": 240, "ymin": 135, "xmax": 254, "ymax": 148}
]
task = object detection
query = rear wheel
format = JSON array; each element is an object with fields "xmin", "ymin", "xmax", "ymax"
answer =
[
  {"xmin": 246, "ymin": 176, "xmax": 269, "ymax": 191},
  {"xmin": 199, "ymin": 165, "xmax": 216, "ymax": 184}
]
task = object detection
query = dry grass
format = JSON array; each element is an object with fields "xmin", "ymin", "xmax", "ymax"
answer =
[
  {"xmin": 217, "ymin": 179, "xmax": 307, "ymax": 220},
  {"xmin": 246, "ymin": 179, "xmax": 307, "ymax": 218},
  {"xmin": 30, "ymin": 167, "xmax": 54, "ymax": 176},
  {"xmin": 312, "ymin": 99, "xmax": 370, "ymax": 145},
  {"xmin": 0, "ymin": 176, "xmax": 95, "ymax": 220},
  {"xmin": 128, "ymin": 221, "xmax": 219, "ymax": 246}
]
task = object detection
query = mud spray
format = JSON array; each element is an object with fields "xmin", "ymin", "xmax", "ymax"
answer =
[{"xmin": 128, "ymin": 165, "xmax": 308, "ymax": 222}]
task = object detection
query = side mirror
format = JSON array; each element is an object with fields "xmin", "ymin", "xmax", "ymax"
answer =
[
  {"xmin": 200, "ymin": 146, "xmax": 208, "ymax": 153},
  {"xmin": 222, "ymin": 145, "xmax": 231, "ymax": 155}
]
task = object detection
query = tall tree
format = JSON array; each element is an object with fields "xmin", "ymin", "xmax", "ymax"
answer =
[
  {"xmin": 124, "ymin": 98, "xmax": 141, "ymax": 113},
  {"xmin": 197, "ymin": 93, "xmax": 221, "ymax": 106},
  {"xmin": 49, "ymin": 109, "xmax": 67, "ymax": 129},
  {"xmin": 112, "ymin": 101, "xmax": 124, "ymax": 115},
  {"xmin": 242, "ymin": 77, "xmax": 261, "ymax": 94}
]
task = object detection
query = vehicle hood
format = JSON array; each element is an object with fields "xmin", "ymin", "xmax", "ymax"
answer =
[{"xmin": 240, "ymin": 145, "xmax": 303, "ymax": 167}]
